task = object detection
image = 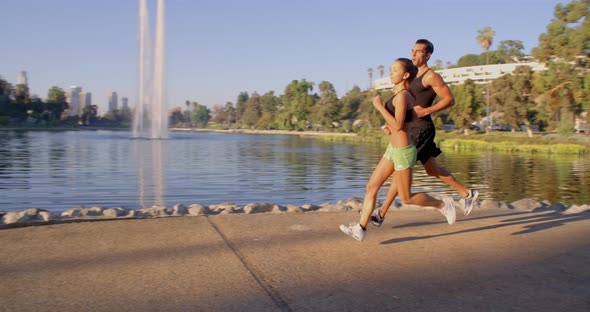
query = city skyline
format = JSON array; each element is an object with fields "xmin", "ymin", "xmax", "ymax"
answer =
[{"xmin": 1, "ymin": 0, "xmax": 562, "ymax": 114}]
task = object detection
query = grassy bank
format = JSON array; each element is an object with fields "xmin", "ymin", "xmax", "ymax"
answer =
[
  {"xmin": 317, "ymin": 130, "xmax": 590, "ymax": 154},
  {"xmin": 436, "ymin": 132, "xmax": 590, "ymax": 154}
]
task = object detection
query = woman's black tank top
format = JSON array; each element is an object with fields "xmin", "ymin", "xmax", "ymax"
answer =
[
  {"xmin": 409, "ymin": 69, "xmax": 436, "ymax": 123},
  {"xmin": 385, "ymin": 90, "xmax": 413, "ymax": 123}
]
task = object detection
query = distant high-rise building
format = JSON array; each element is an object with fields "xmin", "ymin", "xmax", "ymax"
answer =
[
  {"xmin": 68, "ymin": 86, "xmax": 82, "ymax": 116},
  {"xmin": 121, "ymin": 97, "xmax": 129, "ymax": 110},
  {"xmin": 80, "ymin": 92, "xmax": 92, "ymax": 108},
  {"xmin": 17, "ymin": 71, "xmax": 28, "ymax": 86},
  {"xmin": 108, "ymin": 92, "xmax": 118, "ymax": 111}
]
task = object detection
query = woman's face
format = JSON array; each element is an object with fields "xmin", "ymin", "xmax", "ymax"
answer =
[{"xmin": 389, "ymin": 61, "xmax": 406, "ymax": 86}]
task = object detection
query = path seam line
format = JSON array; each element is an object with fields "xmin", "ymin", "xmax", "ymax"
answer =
[{"xmin": 207, "ymin": 216, "xmax": 292, "ymax": 312}]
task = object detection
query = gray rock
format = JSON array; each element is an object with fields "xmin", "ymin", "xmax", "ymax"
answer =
[
  {"xmin": 172, "ymin": 204, "xmax": 188, "ymax": 216},
  {"xmin": 137, "ymin": 206, "xmax": 172, "ymax": 217},
  {"xmin": 301, "ymin": 204, "xmax": 320, "ymax": 212},
  {"xmin": 2, "ymin": 208, "xmax": 50, "ymax": 225},
  {"xmin": 511, "ymin": 198, "xmax": 544, "ymax": 212},
  {"xmin": 38, "ymin": 210, "xmax": 53, "ymax": 222},
  {"xmin": 243, "ymin": 203, "xmax": 274, "ymax": 214},
  {"xmin": 103, "ymin": 207, "xmax": 129, "ymax": 218},
  {"xmin": 210, "ymin": 202, "xmax": 241, "ymax": 214},
  {"xmin": 61, "ymin": 207, "xmax": 85, "ymax": 218},
  {"xmin": 318, "ymin": 203, "xmax": 351, "ymax": 212},
  {"xmin": 286, "ymin": 205, "xmax": 303, "ymax": 213},
  {"xmin": 188, "ymin": 204, "xmax": 207, "ymax": 216},
  {"xmin": 479, "ymin": 199, "xmax": 502, "ymax": 210},
  {"xmin": 342, "ymin": 197, "xmax": 363, "ymax": 211},
  {"xmin": 563, "ymin": 204, "xmax": 590, "ymax": 214}
]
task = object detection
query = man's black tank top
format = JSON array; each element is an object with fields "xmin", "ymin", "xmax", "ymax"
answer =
[
  {"xmin": 385, "ymin": 90, "xmax": 413, "ymax": 123},
  {"xmin": 409, "ymin": 68, "xmax": 436, "ymax": 123}
]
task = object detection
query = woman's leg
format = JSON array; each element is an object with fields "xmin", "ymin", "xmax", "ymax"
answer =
[
  {"xmin": 359, "ymin": 157, "xmax": 394, "ymax": 227},
  {"xmin": 378, "ymin": 172, "xmax": 399, "ymax": 218}
]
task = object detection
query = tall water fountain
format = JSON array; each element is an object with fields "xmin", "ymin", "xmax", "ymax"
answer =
[{"xmin": 132, "ymin": 0, "xmax": 168, "ymax": 139}]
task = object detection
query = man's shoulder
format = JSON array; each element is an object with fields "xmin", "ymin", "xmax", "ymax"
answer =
[
  {"xmin": 423, "ymin": 67, "xmax": 445, "ymax": 86},
  {"xmin": 424, "ymin": 67, "xmax": 442, "ymax": 80}
]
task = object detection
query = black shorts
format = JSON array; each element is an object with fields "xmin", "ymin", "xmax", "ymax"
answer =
[{"xmin": 407, "ymin": 119, "xmax": 442, "ymax": 164}]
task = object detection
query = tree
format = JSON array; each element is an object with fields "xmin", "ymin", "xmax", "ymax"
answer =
[
  {"xmin": 256, "ymin": 91, "xmax": 280, "ymax": 129},
  {"xmin": 532, "ymin": 0, "xmax": 590, "ymax": 62},
  {"xmin": 210, "ymin": 104, "xmax": 228, "ymax": 124},
  {"xmin": 14, "ymin": 84, "xmax": 30, "ymax": 105},
  {"xmin": 367, "ymin": 68, "xmax": 373, "ymax": 89},
  {"xmin": 455, "ymin": 54, "xmax": 481, "ymax": 67},
  {"xmin": 46, "ymin": 86, "xmax": 68, "ymax": 122},
  {"xmin": 339, "ymin": 86, "xmax": 363, "ymax": 121},
  {"xmin": 504, "ymin": 66, "xmax": 536, "ymax": 136},
  {"xmin": 169, "ymin": 107, "xmax": 184, "ymax": 127},
  {"xmin": 242, "ymin": 92, "xmax": 262, "ymax": 127},
  {"xmin": 0, "ymin": 76, "xmax": 13, "ymax": 97},
  {"xmin": 224, "ymin": 102, "xmax": 236, "ymax": 124},
  {"xmin": 377, "ymin": 65, "xmax": 385, "ymax": 78},
  {"xmin": 81, "ymin": 105, "xmax": 99, "ymax": 125},
  {"xmin": 477, "ymin": 26, "xmax": 496, "ymax": 54},
  {"xmin": 278, "ymin": 79, "xmax": 315, "ymax": 130},
  {"xmin": 311, "ymin": 81, "xmax": 341, "ymax": 128},
  {"xmin": 357, "ymin": 89, "xmax": 385, "ymax": 128},
  {"xmin": 235, "ymin": 91, "xmax": 249, "ymax": 123},
  {"xmin": 531, "ymin": 0, "xmax": 589, "ymax": 133},
  {"xmin": 449, "ymin": 79, "xmax": 480, "ymax": 134},
  {"xmin": 477, "ymin": 26, "xmax": 496, "ymax": 132},
  {"xmin": 190, "ymin": 101, "xmax": 210, "ymax": 128},
  {"xmin": 0, "ymin": 76, "xmax": 14, "ymax": 118},
  {"xmin": 496, "ymin": 40, "xmax": 525, "ymax": 62},
  {"xmin": 432, "ymin": 59, "xmax": 444, "ymax": 70}
]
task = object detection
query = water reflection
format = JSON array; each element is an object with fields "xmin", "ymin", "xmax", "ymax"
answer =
[
  {"xmin": 0, "ymin": 130, "xmax": 588, "ymax": 212},
  {"xmin": 135, "ymin": 139, "xmax": 167, "ymax": 208}
]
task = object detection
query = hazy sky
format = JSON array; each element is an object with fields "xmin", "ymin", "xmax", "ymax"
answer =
[{"xmin": 1, "ymin": 0, "xmax": 561, "ymax": 114}]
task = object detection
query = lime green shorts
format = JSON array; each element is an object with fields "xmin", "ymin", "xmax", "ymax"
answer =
[{"xmin": 383, "ymin": 144, "xmax": 417, "ymax": 170}]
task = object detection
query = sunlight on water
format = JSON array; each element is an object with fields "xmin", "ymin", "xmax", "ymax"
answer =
[{"xmin": 0, "ymin": 130, "xmax": 588, "ymax": 212}]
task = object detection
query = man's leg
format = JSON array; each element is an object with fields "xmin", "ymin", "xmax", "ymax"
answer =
[
  {"xmin": 422, "ymin": 156, "xmax": 479, "ymax": 216},
  {"xmin": 422, "ymin": 157, "xmax": 469, "ymax": 198}
]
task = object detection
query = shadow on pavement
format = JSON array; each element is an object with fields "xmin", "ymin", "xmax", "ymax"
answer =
[{"xmin": 381, "ymin": 211, "xmax": 590, "ymax": 245}]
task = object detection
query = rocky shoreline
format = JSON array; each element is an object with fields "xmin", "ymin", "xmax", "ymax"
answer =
[{"xmin": 1, "ymin": 197, "xmax": 589, "ymax": 229}]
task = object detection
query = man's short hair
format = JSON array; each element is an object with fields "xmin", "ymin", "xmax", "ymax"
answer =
[{"xmin": 416, "ymin": 39, "xmax": 434, "ymax": 55}]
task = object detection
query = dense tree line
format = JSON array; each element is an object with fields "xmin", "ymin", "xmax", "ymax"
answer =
[
  {"xmin": 0, "ymin": 79, "xmax": 132, "ymax": 128},
  {"xmin": 188, "ymin": 0, "xmax": 588, "ymax": 135},
  {"xmin": 1, "ymin": 0, "xmax": 587, "ymax": 135}
]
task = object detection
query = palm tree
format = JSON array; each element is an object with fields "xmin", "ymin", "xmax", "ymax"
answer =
[
  {"xmin": 367, "ymin": 68, "xmax": 374, "ymax": 90},
  {"xmin": 377, "ymin": 65, "xmax": 385, "ymax": 78},
  {"xmin": 477, "ymin": 26, "xmax": 495, "ymax": 132}
]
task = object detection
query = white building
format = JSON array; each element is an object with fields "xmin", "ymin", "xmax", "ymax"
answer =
[
  {"xmin": 67, "ymin": 86, "xmax": 82, "ymax": 116},
  {"xmin": 16, "ymin": 70, "xmax": 28, "ymax": 86},
  {"xmin": 373, "ymin": 59, "xmax": 546, "ymax": 90}
]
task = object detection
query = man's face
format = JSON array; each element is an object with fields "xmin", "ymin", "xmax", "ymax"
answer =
[{"xmin": 411, "ymin": 43, "xmax": 430, "ymax": 67}]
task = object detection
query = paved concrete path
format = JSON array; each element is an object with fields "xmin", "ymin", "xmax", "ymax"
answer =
[{"xmin": 1, "ymin": 209, "xmax": 589, "ymax": 312}]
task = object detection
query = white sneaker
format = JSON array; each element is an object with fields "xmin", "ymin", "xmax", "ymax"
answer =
[
  {"xmin": 439, "ymin": 197, "xmax": 456, "ymax": 225},
  {"xmin": 460, "ymin": 189, "xmax": 479, "ymax": 216},
  {"xmin": 370, "ymin": 209, "xmax": 384, "ymax": 227},
  {"xmin": 339, "ymin": 222, "xmax": 366, "ymax": 241}
]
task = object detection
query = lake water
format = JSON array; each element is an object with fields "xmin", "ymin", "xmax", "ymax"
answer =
[{"xmin": 1, "ymin": 130, "xmax": 589, "ymax": 212}]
